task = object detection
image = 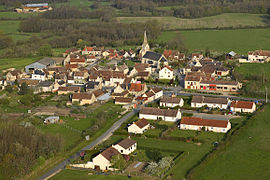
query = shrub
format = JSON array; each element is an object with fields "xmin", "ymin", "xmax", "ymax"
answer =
[
  {"xmin": 0, "ymin": 98, "xmax": 9, "ymax": 105},
  {"xmin": 146, "ymin": 149, "xmax": 163, "ymax": 162}
]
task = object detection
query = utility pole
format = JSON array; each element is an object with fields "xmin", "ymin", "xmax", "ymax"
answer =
[{"xmin": 266, "ymin": 87, "xmax": 268, "ymax": 103}]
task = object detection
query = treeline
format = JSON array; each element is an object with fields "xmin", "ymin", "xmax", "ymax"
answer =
[
  {"xmin": 108, "ymin": 0, "xmax": 270, "ymax": 18},
  {"xmin": 0, "ymin": 0, "xmax": 67, "ymax": 6},
  {"xmin": 0, "ymin": 123, "xmax": 62, "ymax": 179},
  {"xmin": 42, "ymin": 6, "xmax": 115, "ymax": 20},
  {"xmin": 19, "ymin": 16, "xmax": 161, "ymax": 48}
]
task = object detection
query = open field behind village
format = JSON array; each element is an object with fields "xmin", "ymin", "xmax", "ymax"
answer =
[
  {"xmin": 159, "ymin": 29, "xmax": 270, "ymax": 54},
  {"xmin": 117, "ymin": 13, "xmax": 269, "ymax": 30},
  {"xmin": 188, "ymin": 105, "xmax": 270, "ymax": 180}
]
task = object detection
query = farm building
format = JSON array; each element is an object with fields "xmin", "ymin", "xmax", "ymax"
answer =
[{"xmin": 25, "ymin": 58, "xmax": 56, "ymax": 73}]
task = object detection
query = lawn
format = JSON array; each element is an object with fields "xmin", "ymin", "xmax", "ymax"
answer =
[
  {"xmin": 188, "ymin": 105, "xmax": 270, "ymax": 180},
  {"xmin": 117, "ymin": 13, "xmax": 269, "ymax": 30},
  {"xmin": 37, "ymin": 101, "xmax": 123, "ymax": 151},
  {"xmin": 158, "ymin": 28, "xmax": 270, "ymax": 54},
  {"xmin": 50, "ymin": 169, "xmax": 143, "ymax": 180},
  {"xmin": 0, "ymin": 57, "xmax": 40, "ymax": 72},
  {"xmin": 234, "ymin": 63, "xmax": 270, "ymax": 97}
]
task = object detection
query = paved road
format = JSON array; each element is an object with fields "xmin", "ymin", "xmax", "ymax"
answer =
[
  {"xmin": 39, "ymin": 109, "xmax": 139, "ymax": 180},
  {"xmin": 181, "ymin": 109, "xmax": 239, "ymax": 121}
]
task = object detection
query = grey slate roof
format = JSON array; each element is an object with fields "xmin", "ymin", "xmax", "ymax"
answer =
[
  {"xmin": 39, "ymin": 81, "xmax": 54, "ymax": 87},
  {"xmin": 143, "ymin": 51, "xmax": 163, "ymax": 61},
  {"xmin": 38, "ymin": 57, "xmax": 56, "ymax": 66}
]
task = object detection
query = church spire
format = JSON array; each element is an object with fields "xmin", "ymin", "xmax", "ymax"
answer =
[{"xmin": 143, "ymin": 30, "xmax": 148, "ymax": 45}]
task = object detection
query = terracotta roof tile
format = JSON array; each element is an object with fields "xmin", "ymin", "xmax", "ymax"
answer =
[
  {"xmin": 134, "ymin": 118, "xmax": 149, "ymax": 129},
  {"xmin": 181, "ymin": 117, "xmax": 229, "ymax": 128},
  {"xmin": 230, "ymin": 100, "xmax": 254, "ymax": 109},
  {"xmin": 117, "ymin": 138, "xmax": 136, "ymax": 149}
]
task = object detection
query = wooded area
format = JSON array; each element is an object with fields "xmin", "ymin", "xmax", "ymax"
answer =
[{"xmin": 0, "ymin": 122, "xmax": 62, "ymax": 179}]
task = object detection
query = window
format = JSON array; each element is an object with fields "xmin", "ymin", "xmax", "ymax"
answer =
[
  {"xmin": 224, "ymin": 87, "xmax": 228, "ymax": 89},
  {"xmin": 121, "ymin": 150, "xmax": 123, "ymax": 153}
]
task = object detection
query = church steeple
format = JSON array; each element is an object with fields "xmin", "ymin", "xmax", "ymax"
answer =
[
  {"xmin": 139, "ymin": 31, "xmax": 150, "ymax": 60},
  {"xmin": 143, "ymin": 30, "xmax": 148, "ymax": 45}
]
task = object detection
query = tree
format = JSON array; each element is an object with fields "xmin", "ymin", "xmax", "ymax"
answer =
[
  {"xmin": 111, "ymin": 154, "xmax": 126, "ymax": 170},
  {"xmin": 39, "ymin": 44, "xmax": 52, "ymax": 56},
  {"xmin": 5, "ymin": 85, "xmax": 13, "ymax": 93},
  {"xmin": 146, "ymin": 150, "xmax": 163, "ymax": 162},
  {"xmin": 205, "ymin": 48, "xmax": 210, "ymax": 57},
  {"xmin": 76, "ymin": 39, "xmax": 88, "ymax": 49},
  {"xmin": 18, "ymin": 82, "xmax": 28, "ymax": 95},
  {"xmin": 146, "ymin": 161, "xmax": 159, "ymax": 175},
  {"xmin": 20, "ymin": 94, "xmax": 32, "ymax": 106}
]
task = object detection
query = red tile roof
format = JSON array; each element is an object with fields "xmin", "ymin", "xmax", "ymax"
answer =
[
  {"xmin": 134, "ymin": 118, "xmax": 149, "ymax": 129},
  {"xmin": 181, "ymin": 117, "xmax": 229, "ymax": 128},
  {"xmin": 129, "ymin": 83, "xmax": 145, "ymax": 92},
  {"xmin": 230, "ymin": 100, "xmax": 254, "ymax": 109},
  {"xmin": 83, "ymin": 47, "xmax": 94, "ymax": 52}
]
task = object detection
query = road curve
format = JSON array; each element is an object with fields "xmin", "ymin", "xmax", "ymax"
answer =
[{"xmin": 38, "ymin": 109, "xmax": 138, "ymax": 180}]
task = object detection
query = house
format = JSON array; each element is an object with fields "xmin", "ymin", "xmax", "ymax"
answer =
[
  {"xmin": 74, "ymin": 71, "xmax": 87, "ymax": 84},
  {"xmin": 199, "ymin": 80, "xmax": 242, "ymax": 92},
  {"xmin": 25, "ymin": 57, "xmax": 56, "ymax": 73},
  {"xmin": 159, "ymin": 66, "xmax": 174, "ymax": 80},
  {"xmin": 84, "ymin": 81, "xmax": 102, "ymax": 92},
  {"xmin": 63, "ymin": 47, "xmax": 80, "ymax": 57},
  {"xmin": 82, "ymin": 47, "xmax": 94, "ymax": 55},
  {"xmin": 111, "ymin": 90, "xmax": 129, "ymax": 99},
  {"xmin": 226, "ymin": 51, "xmax": 237, "ymax": 60},
  {"xmin": 115, "ymin": 97, "xmax": 133, "ymax": 105},
  {"xmin": 141, "ymin": 91, "xmax": 156, "ymax": 103},
  {"xmin": 179, "ymin": 117, "xmax": 231, "ymax": 133},
  {"xmin": 230, "ymin": 100, "xmax": 256, "ymax": 113},
  {"xmin": 129, "ymin": 82, "xmax": 147, "ymax": 96},
  {"xmin": 38, "ymin": 81, "xmax": 54, "ymax": 92},
  {"xmin": 163, "ymin": 50, "xmax": 184, "ymax": 61},
  {"xmin": 191, "ymin": 96, "xmax": 229, "ymax": 109},
  {"xmin": 191, "ymin": 53, "xmax": 203, "ymax": 61},
  {"xmin": 92, "ymin": 89, "xmax": 105, "ymax": 99},
  {"xmin": 72, "ymin": 93, "xmax": 96, "ymax": 105},
  {"xmin": 58, "ymin": 86, "xmax": 80, "ymax": 95},
  {"xmin": 136, "ymin": 71, "xmax": 150, "ymax": 80},
  {"xmin": 92, "ymin": 147, "xmax": 120, "ymax": 171},
  {"xmin": 129, "ymin": 63, "xmax": 151, "ymax": 77},
  {"xmin": 150, "ymin": 87, "xmax": 163, "ymax": 99},
  {"xmin": 142, "ymin": 51, "xmax": 167, "ymax": 70},
  {"xmin": 6, "ymin": 70, "xmax": 24, "ymax": 82},
  {"xmin": 139, "ymin": 107, "xmax": 181, "ymax": 122},
  {"xmin": 18, "ymin": 79, "xmax": 39, "ymax": 87},
  {"xmin": 128, "ymin": 118, "xmax": 150, "ymax": 134},
  {"xmin": 112, "ymin": 137, "xmax": 137, "ymax": 155},
  {"xmin": 31, "ymin": 70, "xmax": 47, "ymax": 81},
  {"xmin": 44, "ymin": 116, "xmax": 60, "ymax": 124},
  {"xmin": 70, "ymin": 58, "xmax": 86, "ymax": 66},
  {"xmin": 248, "ymin": 50, "xmax": 270, "ymax": 62},
  {"xmin": 160, "ymin": 96, "xmax": 184, "ymax": 107}
]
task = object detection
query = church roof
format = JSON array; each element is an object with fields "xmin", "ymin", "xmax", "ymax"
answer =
[{"xmin": 143, "ymin": 51, "xmax": 163, "ymax": 61}]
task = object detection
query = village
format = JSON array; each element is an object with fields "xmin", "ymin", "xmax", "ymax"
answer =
[{"xmin": 1, "ymin": 31, "xmax": 268, "ymax": 179}]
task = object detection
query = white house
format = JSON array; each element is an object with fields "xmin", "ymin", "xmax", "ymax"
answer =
[
  {"xmin": 31, "ymin": 70, "xmax": 46, "ymax": 81},
  {"xmin": 191, "ymin": 96, "xmax": 229, "ymax": 109},
  {"xmin": 92, "ymin": 147, "xmax": 120, "ymax": 171},
  {"xmin": 230, "ymin": 100, "xmax": 256, "ymax": 113},
  {"xmin": 112, "ymin": 137, "xmax": 137, "ymax": 155},
  {"xmin": 248, "ymin": 50, "xmax": 270, "ymax": 62},
  {"xmin": 159, "ymin": 66, "xmax": 174, "ymax": 80},
  {"xmin": 139, "ymin": 107, "xmax": 181, "ymax": 122},
  {"xmin": 128, "ymin": 118, "xmax": 150, "ymax": 134},
  {"xmin": 160, "ymin": 96, "xmax": 184, "ymax": 107},
  {"xmin": 150, "ymin": 87, "xmax": 163, "ymax": 99},
  {"xmin": 180, "ymin": 117, "xmax": 231, "ymax": 133}
]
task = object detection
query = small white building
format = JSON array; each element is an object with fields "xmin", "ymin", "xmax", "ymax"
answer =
[
  {"xmin": 31, "ymin": 70, "xmax": 46, "ymax": 81},
  {"xmin": 230, "ymin": 100, "xmax": 256, "ymax": 113},
  {"xmin": 180, "ymin": 117, "xmax": 231, "ymax": 133},
  {"xmin": 139, "ymin": 107, "xmax": 181, "ymax": 122},
  {"xmin": 248, "ymin": 50, "xmax": 270, "ymax": 62},
  {"xmin": 128, "ymin": 119, "xmax": 150, "ymax": 134},
  {"xmin": 160, "ymin": 96, "xmax": 184, "ymax": 107},
  {"xmin": 159, "ymin": 66, "xmax": 174, "ymax": 80},
  {"xmin": 112, "ymin": 137, "xmax": 137, "ymax": 155},
  {"xmin": 44, "ymin": 116, "xmax": 60, "ymax": 124},
  {"xmin": 191, "ymin": 96, "xmax": 229, "ymax": 109}
]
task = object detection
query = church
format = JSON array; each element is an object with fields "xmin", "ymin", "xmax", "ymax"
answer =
[{"xmin": 139, "ymin": 31, "xmax": 168, "ymax": 72}]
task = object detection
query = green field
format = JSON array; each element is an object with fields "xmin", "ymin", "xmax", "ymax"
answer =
[
  {"xmin": 117, "ymin": 13, "xmax": 269, "ymax": 30},
  {"xmin": 0, "ymin": 12, "xmax": 33, "ymax": 19},
  {"xmin": 159, "ymin": 28, "xmax": 270, "ymax": 54},
  {"xmin": 0, "ymin": 57, "xmax": 40, "ymax": 71},
  {"xmin": 50, "ymin": 169, "xmax": 143, "ymax": 180},
  {"xmin": 189, "ymin": 105, "xmax": 270, "ymax": 180}
]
